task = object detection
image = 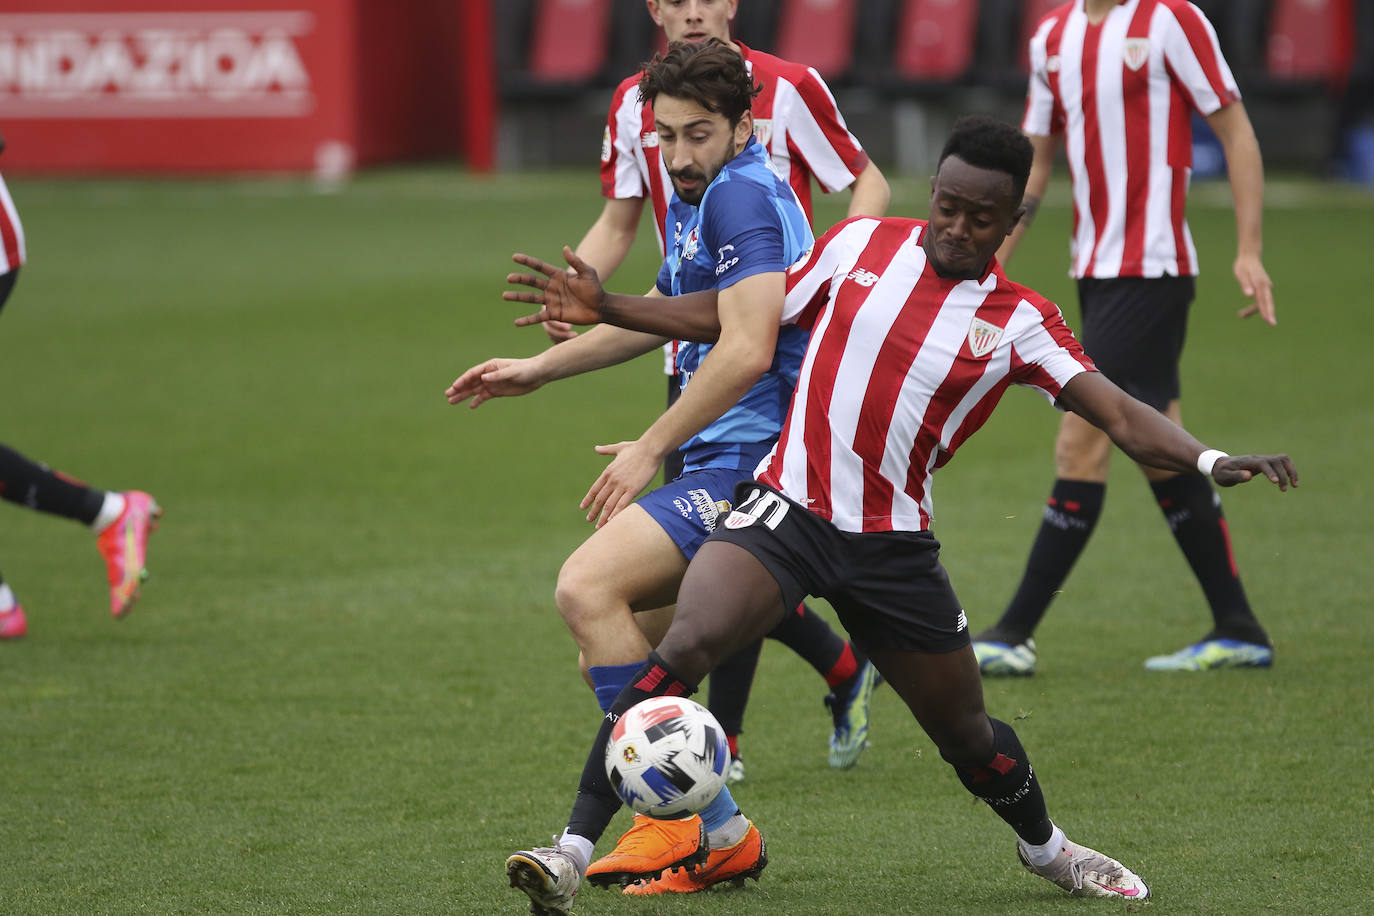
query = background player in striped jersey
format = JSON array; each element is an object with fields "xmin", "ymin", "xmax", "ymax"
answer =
[
  {"xmin": 501, "ymin": 114, "xmax": 1296, "ymax": 912},
  {"xmin": 971, "ymin": 0, "xmax": 1279, "ymax": 675},
  {"xmin": 548, "ymin": 0, "xmax": 891, "ymax": 787},
  {"xmin": 0, "ymin": 168, "xmax": 160, "ymax": 640},
  {"xmin": 450, "ymin": 39, "xmax": 802, "ymax": 902}
]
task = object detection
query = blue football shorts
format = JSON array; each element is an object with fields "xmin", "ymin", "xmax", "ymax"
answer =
[{"xmin": 636, "ymin": 466, "xmax": 750, "ymax": 560}]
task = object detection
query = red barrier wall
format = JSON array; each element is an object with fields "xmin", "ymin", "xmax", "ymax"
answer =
[{"xmin": 0, "ymin": 0, "xmax": 480, "ymax": 174}]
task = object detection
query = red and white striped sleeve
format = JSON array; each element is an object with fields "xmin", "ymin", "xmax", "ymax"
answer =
[
  {"xmin": 1022, "ymin": 12, "xmax": 1064, "ymax": 137},
  {"xmin": 1007, "ymin": 290, "xmax": 1095, "ymax": 404},
  {"xmin": 781, "ymin": 217, "xmax": 877, "ymax": 327},
  {"xmin": 599, "ymin": 74, "xmax": 650, "ymax": 201},
  {"xmin": 0, "ymin": 174, "xmax": 26, "ymax": 274},
  {"xmin": 771, "ymin": 67, "xmax": 870, "ymax": 194},
  {"xmin": 1159, "ymin": 0, "xmax": 1240, "ymax": 115}
]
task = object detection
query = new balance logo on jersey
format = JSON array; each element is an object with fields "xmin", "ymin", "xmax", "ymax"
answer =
[
  {"xmin": 602, "ymin": 127, "xmax": 613, "ymax": 163},
  {"xmin": 1123, "ymin": 39, "xmax": 1150, "ymax": 71},
  {"xmin": 847, "ymin": 268, "xmax": 880, "ymax": 287},
  {"xmin": 956, "ymin": 610, "xmax": 968, "ymax": 632},
  {"xmin": 1046, "ymin": 55, "xmax": 1061, "ymax": 73},
  {"xmin": 967, "ymin": 317, "xmax": 1004, "ymax": 358},
  {"xmin": 641, "ymin": 131, "xmax": 659, "ymax": 149}
]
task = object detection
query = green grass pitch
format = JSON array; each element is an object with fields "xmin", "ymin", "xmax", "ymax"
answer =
[{"xmin": 0, "ymin": 167, "xmax": 1370, "ymax": 914}]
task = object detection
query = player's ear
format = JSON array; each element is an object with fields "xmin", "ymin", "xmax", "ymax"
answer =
[
  {"xmin": 735, "ymin": 110, "xmax": 754, "ymax": 151},
  {"xmin": 1010, "ymin": 205, "xmax": 1026, "ymax": 235},
  {"xmin": 646, "ymin": 1, "xmax": 663, "ymax": 28}
]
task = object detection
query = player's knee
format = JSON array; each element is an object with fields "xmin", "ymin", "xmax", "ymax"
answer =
[
  {"xmin": 1054, "ymin": 427, "xmax": 1111, "ymax": 479},
  {"xmin": 554, "ymin": 560, "xmax": 604, "ymax": 632},
  {"xmin": 932, "ymin": 712, "xmax": 997, "ymax": 766}
]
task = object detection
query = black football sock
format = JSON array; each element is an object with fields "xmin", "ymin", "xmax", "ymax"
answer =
[
  {"xmin": 1150, "ymin": 474, "xmax": 1268, "ymax": 644},
  {"xmin": 948, "ymin": 717, "xmax": 1053, "ymax": 845},
  {"xmin": 706, "ymin": 640, "xmax": 762, "ymax": 739},
  {"xmin": 768, "ymin": 603, "xmax": 856, "ymax": 685},
  {"xmin": 981, "ymin": 479, "xmax": 1105, "ymax": 644},
  {"xmin": 0, "ymin": 445, "xmax": 106, "ymax": 524},
  {"xmin": 566, "ymin": 652, "xmax": 698, "ymax": 841}
]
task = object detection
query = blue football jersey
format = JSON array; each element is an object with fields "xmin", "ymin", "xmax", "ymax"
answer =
[{"xmin": 654, "ymin": 137, "xmax": 813, "ymax": 473}]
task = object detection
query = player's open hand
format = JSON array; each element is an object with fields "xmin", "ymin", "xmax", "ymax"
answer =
[
  {"xmin": 506, "ymin": 247, "xmax": 608, "ymax": 328},
  {"xmin": 1233, "ymin": 253, "xmax": 1276, "ymax": 325},
  {"xmin": 581, "ymin": 439, "xmax": 661, "ymax": 528},
  {"xmin": 1212, "ymin": 453, "xmax": 1298, "ymax": 490},
  {"xmin": 445, "ymin": 357, "xmax": 544, "ymax": 409}
]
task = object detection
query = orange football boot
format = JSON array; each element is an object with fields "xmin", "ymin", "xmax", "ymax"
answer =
[
  {"xmin": 584, "ymin": 814, "xmax": 708, "ymax": 888},
  {"xmin": 622, "ymin": 822, "xmax": 766, "ymax": 895}
]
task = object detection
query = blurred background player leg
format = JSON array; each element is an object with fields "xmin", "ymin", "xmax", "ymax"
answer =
[{"xmin": 0, "ymin": 255, "xmax": 161, "ymax": 637}]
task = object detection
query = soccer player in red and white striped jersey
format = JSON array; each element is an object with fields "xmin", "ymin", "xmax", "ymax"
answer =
[
  {"xmin": 971, "ymin": 0, "xmax": 1280, "ymax": 676},
  {"xmin": 538, "ymin": 0, "xmax": 890, "ymax": 849},
  {"xmin": 501, "ymin": 115, "xmax": 1296, "ymax": 906}
]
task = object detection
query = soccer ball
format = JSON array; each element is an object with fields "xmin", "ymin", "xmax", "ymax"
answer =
[{"xmin": 605, "ymin": 696, "xmax": 728, "ymax": 819}]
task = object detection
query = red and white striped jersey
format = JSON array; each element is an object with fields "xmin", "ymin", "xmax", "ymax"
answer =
[
  {"xmin": 600, "ymin": 41, "xmax": 870, "ymax": 255},
  {"xmin": 0, "ymin": 173, "xmax": 26, "ymax": 274},
  {"xmin": 1023, "ymin": 0, "xmax": 1240, "ymax": 278},
  {"xmin": 757, "ymin": 217, "xmax": 1095, "ymax": 533}
]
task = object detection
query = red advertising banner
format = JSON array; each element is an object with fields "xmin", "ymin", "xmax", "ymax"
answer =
[{"xmin": 0, "ymin": 0, "xmax": 475, "ymax": 173}]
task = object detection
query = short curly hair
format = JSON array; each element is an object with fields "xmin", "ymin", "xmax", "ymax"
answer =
[
  {"xmin": 938, "ymin": 115, "xmax": 1034, "ymax": 205},
  {"xmin": 638, "ymin": 38, "xmax": 760, "ymax": 127}
]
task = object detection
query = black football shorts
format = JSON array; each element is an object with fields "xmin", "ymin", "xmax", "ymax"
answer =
[
  {"xmin": 706, "ymin": 482, "xmax": 970, "ymax": 655},
  {"xmin": 1076, "ymin": 275, "xmax": 1195, "ymax": 411}
]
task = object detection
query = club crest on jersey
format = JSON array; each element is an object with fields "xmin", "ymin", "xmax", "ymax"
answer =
[
  {"xmin": 640, "ymin": 130, "xmax": 659, "ymax": 149},
  {"xmin": 601, "ymin": 126, "xmax": 613, "ymax": 163},
  {"xmin": 967, "ymin": 316, "xmax": 1004, "ymax": 358},
  {"xmin": 683, "ymin": 226, "xmax": 701, "ymax": 262},
  {"xmin": 753, "ymin": 119, "xmax": 773, "ymax": 148},
  {"xmin": 1123, "ymin": 38, "xmax": 1150, "ymax": 71}
]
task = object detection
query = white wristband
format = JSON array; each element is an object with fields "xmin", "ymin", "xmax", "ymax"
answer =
[{"xmin": 1196, "ymin": 449, "xmax": 1228, "ymax": 477}]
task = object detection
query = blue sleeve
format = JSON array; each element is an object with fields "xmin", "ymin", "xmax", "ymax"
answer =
[
  {"xmin": 655, "ymin": 257, "xmax": 672, "ymax": 295},
  {"xmin": 700, "ymin": 179, "xmax": 787, "ymax": 292}
]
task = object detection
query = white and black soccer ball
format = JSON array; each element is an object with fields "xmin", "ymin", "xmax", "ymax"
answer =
[{"xmin": 605, "ymin": 696, "xmax": 728, "ymax": 819}]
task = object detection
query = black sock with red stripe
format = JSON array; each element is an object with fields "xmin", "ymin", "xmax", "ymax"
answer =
[
  {"xmin": 947, "ymin": 717, "xmax": 1052, "ymax": 845},
  {"xmin": 984, "ymin": 479, "xmax": 1104, "ymax": 644},
  {"xmin": 1150, "ymin": 474, "xmax": 1268, "ymax": 643},
  {"xmin": 769, "ymin": 602, "xmax": 860, "ymax": 686},
  {"xmin": 566, "ymin": 652, "xmax": 698, "ymax": 841},
  {"xmin": 0, "ymin": 445, "xmax": 105, "ymax": 524}
]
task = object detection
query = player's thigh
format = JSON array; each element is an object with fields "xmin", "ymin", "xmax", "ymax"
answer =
[
  {"xmin": 1054, "ymin": 409, "xmax": 1113, "ymax": 480},
  {"xmin": 659, "ymin": 539, "xmax": 787, "ymax": 683},
  {"xmin": 558, "ymin": 504, "xmax": 688, "ymax": 613}
]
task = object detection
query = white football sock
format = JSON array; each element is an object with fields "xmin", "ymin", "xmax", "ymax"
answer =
[
  {"xmin": 0, "ymin": 583, "xmax": 15, "ymax": 612},
  {"xmin": 706, "ymin": 813, "xmax": 749, "ymax": 850},
  {"xmin": 91, "ymin": 491, "xmax": 126, "ymax": 532},
  {"xmin": 556, "ymin": 830, "xmax": 594, "ymax": 875},
  {"xmin": 1019, "ymin": 823, "xmax": 1066, "ymax": 867}
]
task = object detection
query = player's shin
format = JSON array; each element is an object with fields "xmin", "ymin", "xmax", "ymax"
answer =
[
  {"xmin": 947, "ymin": 717, "xmax": 1053, "ymax": 845},
  {"xmin": 566, "ymin": 651, "xmax": 699, "ymax": 841}
]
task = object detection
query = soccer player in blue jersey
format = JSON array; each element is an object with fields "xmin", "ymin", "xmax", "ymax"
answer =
[{"xmin": 446, "ymin": 40, "xmax": 803, "ymax": 906}]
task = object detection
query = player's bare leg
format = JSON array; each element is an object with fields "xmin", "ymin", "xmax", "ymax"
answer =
[
  {"xmin": 869, "ymin": 643, "xmax": 1148, "ymax": 900},
  {"xmin": 556, "ymin": 504, "xmax": 686, "ymax": 674}
]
